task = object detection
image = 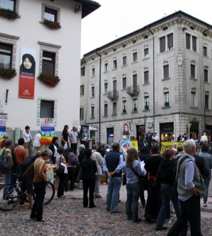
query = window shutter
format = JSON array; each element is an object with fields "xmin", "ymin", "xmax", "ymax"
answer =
[
  {"xmin": 168, "ymin": 34, "xmax": 173, "ymax": 49},
  {"xmin": 160, "ymin": 36, "xmax": 165, "ymax": 52},
  {"xmin": 186, "ymin": 34, "xmax": 190, "ymax": 49}
]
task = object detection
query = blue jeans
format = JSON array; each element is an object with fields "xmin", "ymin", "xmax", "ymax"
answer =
[
  {"xmin": 94, "ymin": 175, "xmax": 101, "ymax": 196},
  {"xmin": 156, "ymin": 183, "xmax": 180, "ymax": 229},
  {"xmin": 3, "ymin": 172, "xmax": 12, "ymax": 199},
  {"xmin": 203, "ymin": 177, "xmax": 211, "ymax": 203},
  {"xmin": 106, "ymin": 176, "xmax": 122, "ymax": 213},
  {"xmin": 126, "ymin": 182, "xmax": 140, "ymax": 220}
]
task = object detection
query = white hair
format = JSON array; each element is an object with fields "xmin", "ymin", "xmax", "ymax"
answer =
[{"xmin": 184, "ymin": 139, "xmax": 196, "ymax": 152}]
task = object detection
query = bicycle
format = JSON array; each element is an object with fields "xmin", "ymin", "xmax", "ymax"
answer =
[{"xmin": 0, "ymin": 175, "xmax": 55, "ymax": 211}]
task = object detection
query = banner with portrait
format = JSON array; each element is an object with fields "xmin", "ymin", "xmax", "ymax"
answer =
[
  {"xmin": 121, "ymin": 122, "xmax": 130, "ymax": 137},
  {"xmin": 81, "ymin": 125, "xmax": 89, "ymax": 141},
  {"xmin": 19, "ymin": 47, "xmax": 36, "ymax": 99}
]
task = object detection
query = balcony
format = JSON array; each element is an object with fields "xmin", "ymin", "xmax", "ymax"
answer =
[
  {"xmin": 107, "ymin": 90, "xmax": 119, "ymax": 101},
  {"xmin": 126, "ymin": 85, "xmax": 140, "ymax": 96}
]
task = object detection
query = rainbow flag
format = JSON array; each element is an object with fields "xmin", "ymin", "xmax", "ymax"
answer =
[
  {"xmin": 40, "ymin": 126, "xmax": 56, "ymax": 145},
  {"xmin": 0, "ymin": 126, "xmax": 6, "ymax": 148}
]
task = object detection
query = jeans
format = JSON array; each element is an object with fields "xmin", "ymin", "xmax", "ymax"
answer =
[
  {"xmin": 167, "ymin": 195, "xmax": 201, "ymax": 236},
  {"xmin": 83, "ymin": 179, "xmax": 95, "ymax": 207},
  {"xmin": 57, "ymin": 173, "xmax": 66, "ymax": 197},
  {"xmin": 71, "ymin": 143, "xmax": 77, "ymax": 155},
  {"xmin": 203, "ymin": 177, "xmax": 211, "ymax": 203},
  {"xmin": 3, "ymin": 172, "xmax": 12, "ymax": 199},
  {"xmin": 106, "ymin": 176, "xmax": 122, "ymax": 213},
  {"xmin": 94, "ymin": 175, "xmax": 101, "ymax": 196},
  {"xmin": 126, "ymin": 182, "xmax": 140, "ymax": 220},
  {"xmin": 156, "ymin": 183, "xmax": 180, "ymax": 229}
]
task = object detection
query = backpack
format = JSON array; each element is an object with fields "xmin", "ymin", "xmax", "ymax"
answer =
[
  {"xmin": 0, "ymin": 148, "xmax": 13, "ymax": 173},
  {"xmin": 68, "ymin": 152, "xmax": 77, "ymax": 165},
  {"xmin": 19, "ymin": 156, "xmax": 37, "ymax": 173},
  {"xmin": 23, "ymin": 163, "xmax": 34, "ymax": 181}
]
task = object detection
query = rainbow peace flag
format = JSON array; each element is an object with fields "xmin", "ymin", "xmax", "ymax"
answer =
[
  {"xmin": 0, "ymin": 126, "xmax": 6, "ymax": 148},
  {"xmin": 40, "ymin": 126, "xmax": 56, "ymax": 145}
]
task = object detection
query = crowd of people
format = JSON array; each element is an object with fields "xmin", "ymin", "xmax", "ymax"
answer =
[{"xmin": 1, "ymin": 126, "xmax": 212, "ymax": 235}]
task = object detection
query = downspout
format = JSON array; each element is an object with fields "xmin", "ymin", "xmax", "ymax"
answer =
[
  {"xmin": 96, "ymin": 51, "xmax": 102, "ymax": 143},
  {"xmin": 148, "ymin": 27, "xmax": 155, "ymax": 133}
]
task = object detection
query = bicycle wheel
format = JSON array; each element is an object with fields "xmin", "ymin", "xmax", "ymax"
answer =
[
  {"xmin": 0, "ymin": 184, "xmax": 20, "ymax": 211},
  {"xmin": 43, "ymin": 181, "xmax": 55, "ymax": 205}
]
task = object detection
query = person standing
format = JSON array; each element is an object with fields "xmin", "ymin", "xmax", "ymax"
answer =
[
  {"xmin": 49, "ymin": 137, "xmax": 59, "ymax": 164},
  {"xmin": 70, "ymin": 126, "xmax": 79, "ymax": 155},
  {"xmin": 91, "ymin": 145, "xmax": 104, "ymax": 198},
  {"xmin": 103, "ymin": 142, "xmax": 124, "ymax": 213},
  {"xmin": 197, "ymin": 142, "xmax": 212, "ymax": 207},
  {"xmin": 167, "ymin": 139, "xmax": 206, "ymax": 236},
  {"xmin": 81, "ymin": 149, "xmax": 97, "ymax": 208},
  {"xmin": 61, "ymin": 125, "xmax": 69, "ymax": 149},
  {"xmin": 22, "ymin": 125, "xmax": 32, "ymax": 156},
  {"xmin": 30, "ymin": 149, "xmax": 52, "ymax": 222},
  {"xmin": 146, "ymin": 130, "xmax": 152, "ymax": 148},
  {"xmin": 33, "ymin": 131, "xmax": 41, "ymax": 152}
]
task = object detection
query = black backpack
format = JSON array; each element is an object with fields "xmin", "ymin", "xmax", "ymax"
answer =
[{"xmin": 19, "ymin": 156, "xmax": 37, "ymax": 173}]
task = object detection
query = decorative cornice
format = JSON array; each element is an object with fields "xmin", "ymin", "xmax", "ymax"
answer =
[
  {"xmin": 0, "ymin": 33, "xmax": 19, "ymax": 40},
  {"xmin": 38, "ymin": 41, "xmax": 61, "ymax": 49}
]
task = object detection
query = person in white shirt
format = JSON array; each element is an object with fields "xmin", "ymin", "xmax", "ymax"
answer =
[
  {"xmin": 201, "ymin": 133, "xmax": 208, "ymax": 143},
  {"xmin": 152, "ymin": 132, "xmax": 159, "ymax": 142},
  {"xmin": 70, "ymin": 126, "xmax": 79, "ymax": 155},
  {"xmin": 33, "ymin": 131, "xmax": 41, "ymax": 152},
  {"xmin": 22, "ymin": 125, "xmax": 32, "ymax": 156}
]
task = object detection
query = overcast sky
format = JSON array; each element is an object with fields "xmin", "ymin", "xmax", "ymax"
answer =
[{"xmin": 81, "ymin": 0, "xmax": 212, "ymax": 57}]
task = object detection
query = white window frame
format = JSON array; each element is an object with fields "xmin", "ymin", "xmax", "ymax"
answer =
[
  {"xmin": 205, "ymin": 94, "xmax": 210, "ymax": 109},
  {"xmin": 122, "ymin": 100, "xmax": 127, "ymax": 113},
  {"xmin": 190, "ymin": 63, "xmax": 196, "ymax": 79},
  {"xmin": 159, "ymin": 32, "xmax": 174, "ymax": 53},
  {"xmin": 185, "ymin": 32, "xmax": 198, "ymax": 52},
  {"xmin": 41, "ymin": 3, "xmax": 61, "ymax": 23},
  {"xmin": 104, "ymin": 62, "xmax": 108, "ymax": 73},
  {"xmin": 91, "ymin": 67, "xmax": 95, "ymax": 77},
  {"xmin": 104, "ymin": 82, "xmax": 108, "ymax": 94},
  {"xmin": 144, "ymin": 96, "xmax": 149, "ymax": 109},
  {"xmin": 113, "ymin": 58, "xmax": 117, "ymax": 69},
  {"xmin": 132, "ymin": 49, "xmax": 137, "ymax": 62},
  {"xmin": 163, "ymin": 92, "xmax": 170, "ymax": 106},
  {"xmin": 122, "ymin": 76, "xmax": 127, "ymax": 90},
  {"xmin": 191, "ymin": 91, "xmax": 197, "ymax": 107}
]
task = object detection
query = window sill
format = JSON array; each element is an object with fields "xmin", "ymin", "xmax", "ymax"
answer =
[
  {"xmin": 121, "ymin": 112, "xmax": 128, "ymax": 115},
  {"xmin": 122, "ymin": 64, "xmax": 128, "ymax": 68},
  {"xmin": 132, "ymin": 61, "xmax": 138, "ymax": 64},
  {"xmin": 190, "ymin": 77, "xmax": 197, "ymax": 81},
  {"xmin": 143, "ymin": 83, "xmax": 150, "ymax": 86},
  {"xmin": 103, "ymin": 115, "xmax": 108, "ymax": 118},
  {"xmin": 112, "ymin": 68, "xmax": 117, "ymax": 71},
  {"xmin": 190, "ymin": 106, "xmax": 198, "ymax": 109},
  {"xmin": 204, "ymin": 81, "xmax": 210, "ymax": 84},
  {"xmin": 90, "ymin": 96, "xmax": 95, "ymax": 99},
  {"xmin": 91, "ymin": 76, "xmax": 96, "ymax": 78},
  {"xmin": 203, "ymin": 56, "xmax": 209, "ymax": 59},
  {"xmin": 132, "ymin": 110, "xmax": 138, "ymax": 114},
  {"xmin": 162, "ymin": 78, "xmax": 170, "ymax": 81},
  {"xmin": 112, "ymin": 114, "xmax": 117, "ymax": 116},
  {"xmin": 162, "ymin": 106, "xmax": 171, "ymax": 109},
  {"xmin": 121, "ymin": 89, "xmax": 127, "ymax": 91},
  {"xmin": 90, "ymin": 117, "xmax": 95, "ymax": 119},
  {"xmin": 142, "ymin": 109, "xmax": 150, "ymax": 112},
  {"xmin": 205, "ymin": 108, "xmax": 211, "ymax": 111},
  {"xmin": 143, "ymin": 56, "xmax": 149, "ymax": 60},
  {"xmin": 103, "ymin": 71, "xmax": 108, "ymax": 74}
]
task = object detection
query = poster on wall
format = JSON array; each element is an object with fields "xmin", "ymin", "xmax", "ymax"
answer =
[
  {"xmin": 40, "ymin": 118, "xmax": 55, "ymax": 145},
  {"xmin": 81, "ymin": 125, "xmax": 89, "ymax": 141},
  {"xmin": 122, "ymin": 122, "xmax": 130, "ymax": 136},
  {"xmin": 19, "ymin": 47, "xmax": 36, "ymax": 99}
]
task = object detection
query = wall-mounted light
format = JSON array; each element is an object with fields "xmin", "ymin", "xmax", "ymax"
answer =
[
  {"xmin": 182, "ymin": 27, "xmax": 188, "ymax": 31},
  {"xmin": 5, "ymin": 89, "xmax": 9, "ymax": 105},
  {"xmin": 75, "ymin": 4, "xmax": 81, "ymax": 13}
]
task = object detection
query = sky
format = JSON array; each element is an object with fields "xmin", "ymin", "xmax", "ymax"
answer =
[{"xmin": 81, "ymin": 0, "xmax": 212, "ymax": 58}]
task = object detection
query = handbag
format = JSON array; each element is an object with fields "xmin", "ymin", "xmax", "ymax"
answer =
[
  {"xmin": 56, "ymin": 156, "xmax": 65, "ymax": 175},
  {"xmin": 122, "ymin": 174, "xmax": 126, "ymax": 186},
  {"xmin": 131, "ymin": 166, "xmax": 145, "ymax": 190}
]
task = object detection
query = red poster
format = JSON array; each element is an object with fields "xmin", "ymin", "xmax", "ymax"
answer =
[{"xmin": 19, "ymin": 48, "xmax": 36, "ymax": 99}]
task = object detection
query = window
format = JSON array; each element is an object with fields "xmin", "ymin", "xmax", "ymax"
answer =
[
  {"xmin": 167, "ymin": 34, "xmax": 173, "ymax": 49},
  {"xmin": 163, "ymin": 65, "xmax": 169, "ymax": 79},
  {"xmin": 104, "ymin": 62, "xmax": 108, "ymax": 72},
  {"xmin": 204, "ymin": 69, "xmax": 208, "ymax": 82},
  {"xmin": 164, "ymin": 92, "xmax": 169, "ymax": 107},
  {"xmin": 0, "ymin": 0, "xmax": 15, "ymax": 11},
  {"xmin": 40, "ymin": 100, "xmax": 54, "ymax": 118},
  {"xmin": 113, "ymin": 59, "xmax": 117, "ymax": 69},
  {"xmin": 113, "ymin": 80, "xmax": 117, "ymax": 91},
  {"xmin": 104, "ymin": 82, "xmax": 108, "ymax": 94},
  {"xmin": 160, "ymin": 36, "xmax": 165, "ymax": 52},
  {"xmin": 122, "ymin": 77, "xmax": 127, "ymax": 90},
  {"xmin": 80, "ymin": 107, "xmax": 84, "ymax": 120},
  {"xmin": 122, "ymin": 100, "xmax": 127, "ymax": 113},
  {"xmin": 0, "ymin": 43, "xmax": 13, "ymax": 69},
  {"xmin": 144, "ymin": 71, "xmax": 149, "ymax": 84},
  {"xmin": 91, "ymin": 86, "xmax": 95, "ymax": 97},
  {"xmin": 123, "ymin": 55, "xmax": 127, "ymax": 66},
  {"xmin": 133, "ymin": 74, "xmax": 137, "ymax": 87},
  {"xmin": 186, "ymin": 33, "xmax": 197, "ymax": 52},
  {"xmin": 191, "ymin": 64, "xmax": 196, "ymax": 79},
  {"xmin": 44, "ymin": 7, "xmax": 57, "ymax": 22},
  {"xmin": 81, "ymin": 67, "xmax": 85, "ymax": 76},
  {"xmin": 144, "ymin": 48, "xmax": 149, "ymax": 58},
  {"xmin": 42, "ymin": 51, "xmax": 55, "ymax": 75},
  {"xmin": 133, "ymin": 51, "xmax": 137, "ymax": 62},
  {"xmin": 191, "ymin": 91, "xmax": 196, "ymax": 107},
  {"xmin": 144, "ymin": 96, "xmax": 149, "ymax": 110},
  {"xmin": 91, "ymin": 106, "xmax": 94, "ymax": 118},
  {"xmin": 203, "ymin": 46, "xmax": 207, "ymax": 57},
  {"xmin": 205, "ymin": 94, "xmax": 209, "ymax": 109},
  {"xmin": 80, "ymin": 85, "xmax": 84, "ymax": 96},
  {"xmin": 104, "ymin": 104, "xmax": 108, "ymax": 117},
  {"xmin": 133, "ymin": 98, "xmax": 137, "ymax": 112},
  {"xmin": 92, "ymin": 67, "xmax": 95, "ymax": 77},
  {"xmin": 112, "ymin": 102, "xmax": 117, "ymax": 116}
]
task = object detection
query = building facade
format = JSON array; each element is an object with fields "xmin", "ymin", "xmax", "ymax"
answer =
[
  {"xmin": 0, "ymin": 0, "xmax": 99, "ymax": 142},
  {"xmin": 80, "ymin": 11, "xmax": 212, "ymax": 145}
]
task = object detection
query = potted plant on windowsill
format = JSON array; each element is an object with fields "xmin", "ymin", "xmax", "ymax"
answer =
[
  {"xmin": 37, "ymin": 73, "xmax": 60, "ymax": 87},
  {"xmin": 133, "ymin": 106, "xmax": 137, "ymax": 112},
  {"xmin": 43, "ymin": 19, "xmax": 61, "ymax": 29},
  {"xmin": 165, "ymin": 102, "xmax": 169, "ymax": 107},
  {"xmin": 123, "ymin": 108, "xmax": 127, "ymax": 114},
  {"xmin": 0, "ymin": 8, "xmax": 18, "ymax": 20},
  {"xmin": 0, "ymin": 68, "xmax": 16, "ymax": 80},
  {"xmin": 145, "ymin": 105, "xmax": 149, "ymax": 110}
]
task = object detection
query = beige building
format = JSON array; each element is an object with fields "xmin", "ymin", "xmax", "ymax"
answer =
[{"xmin": 80, "ymin": 11, "xmax": 212, "ymax": 145}]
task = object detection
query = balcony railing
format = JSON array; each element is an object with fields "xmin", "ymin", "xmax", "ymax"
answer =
[
  {"xmin": 126, "ymin": 85, "xmax": 140, "ymax": 96},
  {"xmin": 107, "ymin": 90, "xmax": 119, "ymax": 101}
]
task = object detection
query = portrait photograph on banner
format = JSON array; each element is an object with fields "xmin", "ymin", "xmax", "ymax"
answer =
[
  {"xmin": 121, "ymin": 122, "xmax": 130, "ymax": 136},
  {"xmin": 19, "ymin": 47, "xmax": 36, "ymax": 99}
]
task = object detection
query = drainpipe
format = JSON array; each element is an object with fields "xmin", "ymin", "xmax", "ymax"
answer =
[
  {"xmin": 96, "ymin": 51, "xmax": 102, "ymax": 143},
  {"xmin": 148, "ymin": 27, "xmax": 155, "ymax": 133}
]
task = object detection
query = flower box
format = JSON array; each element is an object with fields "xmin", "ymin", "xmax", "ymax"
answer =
[
  {"xmin": 165, "ymin": 102, "xmax": 170, "ymax": 107},
  {"xmin": 43, "ymin": 19, "xmax": 61, "ymax": 30},
  {"xmin": 37, "ymin": 73, "xmax": 60, "ymax": 87},
  {"xmin": 0, "ymin": 8, "xmax": 18, "ymax": 20},
  {"xmin": 0, "ymin": 68, "xmax": 16, "ymax": 80},
  {"xmin": 145, "ymin": 105, "xmax": 149, "ymax": 110}
]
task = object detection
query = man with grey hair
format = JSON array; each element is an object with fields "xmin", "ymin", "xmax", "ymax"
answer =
[{"xmin": 167, "ymin": 139, "xmax": 205, "ymax": 236}]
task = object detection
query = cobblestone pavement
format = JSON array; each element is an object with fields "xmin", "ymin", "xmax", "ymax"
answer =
[{"xmin": 0, "ymin": 195, "xmax": 212, "ymax": 236}]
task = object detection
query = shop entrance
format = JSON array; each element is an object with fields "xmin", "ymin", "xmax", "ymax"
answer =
[{"xmin": 160, "ymin": 122, "xmax": 174, "ymax": 142}]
